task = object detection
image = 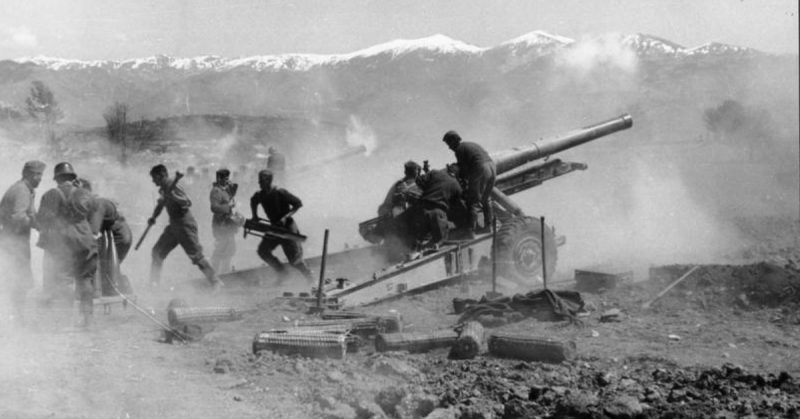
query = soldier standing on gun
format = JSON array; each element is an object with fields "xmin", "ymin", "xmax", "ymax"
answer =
[
  {"xmin": 249, "ymin": 169, "xmax": 314, "ymax": 282},
  {"xmin": 209, "ymin": 168, "xmax": 242, "ymax": 274},
  {"xmin": 147, "ymin": 164, "xmax": 223, "ymax": 290},
  {"xmin": 79, "ymin": 179, "xmax": 134, "ymax": 295},
  {"xmin": 0, "ymin": 160, "xmax": 45, "ymax": 326},
  {"xmin": 442, "ymin": 131, "xmax": 496, "ymax": 233}
]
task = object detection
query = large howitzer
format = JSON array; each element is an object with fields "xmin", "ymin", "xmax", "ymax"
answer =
[{"xmin": 359, "ymin": 114, "xmax": 633, "ymax": 283}]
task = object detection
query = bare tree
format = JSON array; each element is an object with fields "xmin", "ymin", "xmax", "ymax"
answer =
[
  {"xmin": 25, "ymin": 81, "xmax": 64, "ymax": 124},
  {"xmin": 703, "ymin": 99, "xmax": 775, "ymax": 160},
  {"xmin": 103, "ymin": 102, "xmax": 132, "ymax": 164},
  {"xmin": 25, "ymin": 80, "xmax": 65, "ymax": 154}
]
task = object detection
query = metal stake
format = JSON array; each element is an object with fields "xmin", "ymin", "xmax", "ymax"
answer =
[
  {"xmin": 540, "ymin": 216, "xmax": 547, "ymax": 290},
  {"xmin": 315, "ymin": 229, "xmax": 330, "ymax": 311}
]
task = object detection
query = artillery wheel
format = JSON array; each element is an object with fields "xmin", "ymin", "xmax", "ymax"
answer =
[{"xmin": 495, "ymin": 216, "xmax": 557, "ymax": 285}]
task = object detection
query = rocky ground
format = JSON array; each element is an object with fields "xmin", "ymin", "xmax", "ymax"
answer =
[{"xmin": 1, "ymin": 216, "xmax": 799, "ymax": 418}]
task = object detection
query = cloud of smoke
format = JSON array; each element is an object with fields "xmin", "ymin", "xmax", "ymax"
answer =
[
  {"xmin": 345, "ymin": 115, "xmax": 377, "ymax": 156},
  {"xmin": 556, "ymin": 34, "xmax": 639, "ymax": 77}
]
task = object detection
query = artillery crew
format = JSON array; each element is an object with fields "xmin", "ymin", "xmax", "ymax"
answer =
[
  {"xmin": 0, "ymin": 160, "xmax": 45, "ymax": 325},
  {"xmin": 442, "ymin": 130, "xmax": 496, "ymax": 233},
  {"xmin": 414, "ymin": 165, "xmax": 466, "ymax": 250},
  {"xmin": 378, "ymin": 160, "xmax": 421, "ymax": 218},
  {"xmin": 147, "ymin": 164, "xmax": 224, "ymax": 290},
  {"xmin": 249, "ymin": 169, "xmax": 314, "ymax": 282},
  {"xmin": 79, "ymin": 178, "xmax": 134, "ymax": 295},
  {"xmin": 209, "ymin": 168, "xmax": 242, "ymax": 274},
  {"xmin": 36, "ymin": 162, "xmax": 98, "ymax": 328}
]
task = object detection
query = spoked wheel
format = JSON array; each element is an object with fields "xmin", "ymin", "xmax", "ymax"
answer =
[{"xmin": 495, "ymin": 216, "xmax": 558, "ymax": 286}]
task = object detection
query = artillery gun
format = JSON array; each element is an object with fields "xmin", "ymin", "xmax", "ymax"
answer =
[
  {"xmin": 219, "ymin": 114, "xmax": 632, "ymax": 308},
  {"xmin": 359, "ymin": 114, "xmax": 633, "ymax": 284}
]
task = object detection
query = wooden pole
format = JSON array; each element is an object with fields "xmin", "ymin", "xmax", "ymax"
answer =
[
  {"xmin": 491, "ymin": 216, "xmax": 497, "ymax": 294},
  {"xmin": 540, "ymin": 216, "xmax": 547, "ymax": 289},
  {"xmin": 641, "ymin": 265, "xmax": 700, "ymax": 309},
  {"xmin": 315, "ymin": 229, "xmax": 330, "ymax": 311}
]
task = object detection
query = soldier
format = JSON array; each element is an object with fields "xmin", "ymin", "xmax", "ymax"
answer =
[
  {"xmin": 37, "ymin": 162, "xmax": 98, "ymax": 328},
  {"xmin": 249, "ymin": 169, "xmax": 314, "ymax": 282},
  {"xmin": 414, "ymin": 165, "xmax": 465, "ymax": 250},
  {"xmin": 147, "ymin": 164, "xmax": 223, "ymax": 290},
  {"xmin": 37, "ymin": 162, "xmax": 79, "ymax": 304},
  {"xmin": 0, "ymin": 160, "xmax": 45, "ymax": 325},
  {"xmin": 79, "ymin": 179, "xmax": 134, "ymax": 295},
  {"xmin": 209, "ymin": 168, "xmax": 242, "ymax": 274},
  {"xmin": 378, "ymin": 160, "xmax": 421, "ymax": 218},
  {"xmin": 442, "ymin": 130, "xmax": 496, "ymax": 233}
]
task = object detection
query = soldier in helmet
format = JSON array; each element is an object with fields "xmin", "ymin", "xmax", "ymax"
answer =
[
  {"xmin": 442, "ymin": 131, "xmax": 496, "ymax": 233},
  {"xmin": 37, "ymin": 162, "xmax": 79, "ymax": 304},
  {"xmin": 147, "ymin": 164, "xmax": 223, "ymax": 290},
  {"xmin": 209, "ymin": 168, "xmax": 242, "ymax": 274},
  {"xmin": 249, "ymin": 169, "xmax": 314, "ymax": 282},
  {"xmin": 37, "ymin": 162, "xmax": 98, "ymax": 328},
  {"xmin": 0, "ymin": 160, "xmax": 45, "ymax": 325}
]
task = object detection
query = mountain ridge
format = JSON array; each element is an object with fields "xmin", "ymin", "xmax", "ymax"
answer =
[{"xmin": 8, "ymin": 31, "xmax": 771, "ymax": 73}]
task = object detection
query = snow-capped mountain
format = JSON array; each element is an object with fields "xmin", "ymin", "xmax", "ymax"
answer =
[
  {"xmin": 616, "ymin": 33, "xmax": 685, "ymax": 57},
  {"xmin": 684, "ymin": 42, "xmax": 757, "ymax": 56},
  {"xmin": 10, "ymin": 31, "xmax": 766, "ymax": 74},
  {"xmin": 0, "ymin": 30, "xmax": 789, "ymax": 128}
]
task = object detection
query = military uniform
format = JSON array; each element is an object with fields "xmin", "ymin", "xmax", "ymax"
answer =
[
  {"xmin": 378, "ymin": 178, "xmax": 418, "ymax": 218},
  {"xmin": 149, "ymin": 177, "xmax": 220, "ymax": 287},
  {"xmin": 89, "ymin": 197, "xmax": 133, "ymax": 295},
  {"xmin": 37, "ymin": 181, "xmax": 77, "ymax": 300},
  {"xmin": 250, "ymin": 187, "xmax": 313, "ymax": 280},
  {"xmin": 0, "ymin": 172, "xmax": 39, "ymax": 321},
  {"xmin": 209, "ymin": 180, "xmax": 240, "ymax": 274},
  {"xmin": 61, "ymin": 186, "xmax": 100, "ymax": 321},
  {"xmin": 415, "ymin": 169, "xmax": 465, "ymax": 246},
  {"xmin": 453, "ymin": 141, "xmax": 496, "ymax": 230}
]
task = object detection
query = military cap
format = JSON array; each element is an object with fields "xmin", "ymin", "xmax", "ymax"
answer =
[{"xmin": 23, "ymin": 160, "xmax": 46, "ymax": 174}]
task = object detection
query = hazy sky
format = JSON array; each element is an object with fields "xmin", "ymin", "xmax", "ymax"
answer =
[{"xmin": 0, "ymin": 0, "xmax": 797, "ymax": 60}]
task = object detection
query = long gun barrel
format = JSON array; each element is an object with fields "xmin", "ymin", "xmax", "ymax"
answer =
[{"xmin": 492, "ymin": 114, "xmax": 633, "ymax": 175}]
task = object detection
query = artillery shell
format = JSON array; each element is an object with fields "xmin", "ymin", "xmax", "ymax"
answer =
[
  {"xmin": 252, "ymin": 330, "xmax": 358, "ymax": 359},
  {"xmin": 449, "ymin": 321, "xmax": 485, "ymax": 360},
  {"xmin": 375, "ymin": 330, "xmax": 459, "ymax": 353},
  {"xmin": 488, "ymin": 332, "xmax": 576, "ymax": 363},
  {"xmin": 167, "ymin": 307, "xmax": 242, "ymax": 327}
]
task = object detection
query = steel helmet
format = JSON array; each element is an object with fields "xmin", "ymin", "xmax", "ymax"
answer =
[{"xmin": 53, "ymin": 162, "xmax": 77, "ymax": 180}]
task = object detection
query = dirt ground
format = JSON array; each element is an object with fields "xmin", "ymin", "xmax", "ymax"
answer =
[{"xmin": 1, "ymin": 216, "xmax": 799, "ymax": 419}]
